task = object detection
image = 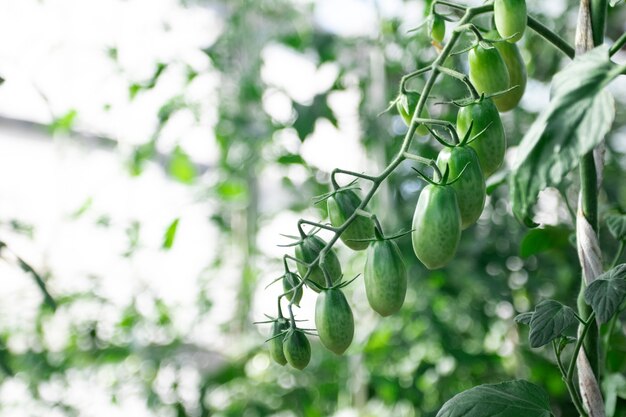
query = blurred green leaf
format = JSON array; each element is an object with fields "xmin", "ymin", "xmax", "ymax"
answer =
[
  {"xmin": 129, "ymin": 62, "xmax": 167, "ymax": 99},
  {"xmin": 162, "ymin": 218, "xmax": 180, "ymax": 250},
  {"xmin": 277, "ymin": 153, "xmax": 306, "ymax": 165},
  {"xmin": 436, "ymin": 380, "xmax": 552, "ymax": 417},
  {"xmin": 49, "ymin": 109, "xmax": 77, "ymax": 135},
  {"xmin": 519, "ymin": 226, "xmax": 571, "ymax": 258},
  {"xmin": 216, "ymin": 180, "xmax": 247, "ymax": 202},
  {"xmin": 292, "ymin": 93, "xmax": 338, "ymax": 141},
  {"xmin": 607, "ymin": 213, "xmax": 626, "ymax": 241},
  {"xmin": 603, "ymin": 373, "xmax": 626, "ymax": 417},
  {"xmin": 169, "ymin": 147, "xmax": 196, "ymax": 184},
  {"xmin": 510, "ymin": 46, "xmax": 618, "ymax": 225}
]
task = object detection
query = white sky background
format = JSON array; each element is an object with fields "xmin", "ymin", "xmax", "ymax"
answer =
[{"xmin": 0, "ymin": 0, "xmax": 621, "ymax": 415}]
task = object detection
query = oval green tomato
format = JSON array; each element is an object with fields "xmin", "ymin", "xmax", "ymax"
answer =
[
  {"xmin": 468, "ymin": 44, "xmax": 509, "ymax": 97},
  {"xmin": 437, "ymin": 146, "xmax": 486, "ymax": 229},
  {"xmin": 494, "ymin": 0, "xmax": 527, "ymax": 43},
  {"xmin": 269, "ymin": 319, "xmax": 289, "ymax": 366},
  {"xmin": 315, "ymin": 288, "xmax": 354, "ymax": 354},
  {"xmin": 411, "ymin": 184, "xmax": 461, "ymax": 270},
  {"xmin": 282, "ymin": 272, "xmax": 303, "ymax": 305},
  {"xmin": 283, "ymin": 330, "xmax": 311, "ymax": 370},
  {"xmin": 328, "ymin": 189, "xmax": 375, "ymax": 251},
  {"xmin": 429, "ymin": 15, "xmax": 445, "ymax": 43},
  {"xmin": 396, "ymin": 92, "xmax": 430, "ymax": 136},
  {"xmin": 364, "ymin": 239, "xmax": 407, "ymax": 316},
  {"xmin": 490, "ymin": 35, "xmax": 527, "ymax": 112},
  {"xmin": 295, "ymin": 235, "xmax": 342, "ymax": 292},
  {"xmin": 456, "ymin": 98, "xmax": 506, "ymax": 177}
]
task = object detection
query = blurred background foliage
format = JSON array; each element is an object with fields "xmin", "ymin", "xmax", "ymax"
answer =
[{"xmin": 0, "ymin": 0, "xmax": 625, "ymax": 416}]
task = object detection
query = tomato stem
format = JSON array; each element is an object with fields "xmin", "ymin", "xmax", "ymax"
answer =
[{"xmin": 437, "ymin": 66, "xmax": 480, "ymax": 99}]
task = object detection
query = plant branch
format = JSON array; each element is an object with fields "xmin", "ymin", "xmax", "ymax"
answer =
[
  {"xmin": 610, "ymin": 31, "xmax": 626, "ymax": 56},
  {"xmin": 280, "ymin": 4, "xmax": 494, "ymax": 311},
  {"xmin": 527, "ymin": 16, "xmax": 576, "ymax": 58},
  {"xmin": 553, "ymin": 340, "xmax": 587, "ymax": 417}
]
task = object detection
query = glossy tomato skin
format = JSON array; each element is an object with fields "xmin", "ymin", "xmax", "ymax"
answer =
[
  {"xmin": 494, "ymin": 0, "xmax": 527, "ymax": 43},
  {"xmin": 429, "ymin": 15, "xmax": 445, "ymax": 43},
  {"xmin": 328, "ymin": 189, "xmax": 375, "ymax": 251},
  {"xmin": 437, "ymin": 146, "xmax": 486, "ymax": 229},
  {"xmin": 456, "ymin": 98, "xmax": 506, "ymax": 177},
  {"xmin": 315, "ymin": 288, "xmax": 354, "ymax": 355},
  {"xmin": 295, "ymin": 235, "xmax": 342, "ymax": 292},
  {"xmin": 468, "ymin": 44, "xmax": 510, "ymax": 97},
  {"xmin": 283, "ymin": 330, "xmax": 311, "ymax": 370},
  {"xmin": 269, "ymin": 319, "xmax": 289, "ymax": 366},
  {"xmin": 282, "ymin": 272, "xmax": 303, "ymax": 305},
  {"xmin": 411, "ymin": 184, "xmax": 461, "ymax": 270},
  {"xmin": 487, "ymin": 31, "xmax": 527, "ymax": 111},
  {"xmin": 364, "ymin": 239, "xmax": 407, "ymax": 316},
  {"xmin": 397, "ymin": 92, "xmax": 430, "ymax": 136}
]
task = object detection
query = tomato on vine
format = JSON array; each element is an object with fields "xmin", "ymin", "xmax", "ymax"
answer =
[
  {"xmin": 429, "ymin": 14, "xmax": 445, "ymax": 44},
  {"xmin": 436, "ymin": 145, "xmax": 486, "ymax": 229},
  {"xmin": 282, "ymin": 271, "xmax": 303, "ymax": 305},
  {"xmin": 411, "ymin": 182, "xmax": 461, "ymax": 270},
  {"xmin": 456, "ymin": 97, "xmax": 506, "ymax": 177},
  {"xmin": 269, "ymin": 319, "xmax": 289, "ymax": 366},
  {"xmin": 468, "ymin": 43, "xmax": 510, "ymax": 98},
  {"xmin": 486, "ymin": 31, "xmax": 527, "ymax": 111},
  {"xmin": 364, "ymin": 231, "xmax": 407, "ymax": 316},
  {"xmin": 396, "ymin": 91, "xmax": 430, "ymax": 136},
  {"xmin": 315, "ymin": 287, "xmax": 354, "ymax": 354},
  {"xmin": 283, "ymin": 329, "xmax": 311, "ymax": 370},
  {"xmin": 295, "ymin": 235, "xmax": 342, "ymax": 292},
  {"xmin": 494, "ymin": 0, "xmax": 527, "ymax": 43},
  {"xmin": 328, "ymin": 188, "xmax": 375, "ymax": 251}
]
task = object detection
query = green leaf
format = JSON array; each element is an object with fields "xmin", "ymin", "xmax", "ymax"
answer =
[
  {"xmin": 519, "ymin": 226, "xmax": 572, "ymax": 258},
  {"xmin": 49, "ymin": 109, "xmax": 78, "ymax": 135},
  {"xmin": 583, "ymin": 264, "xmax": 626, "ymax": 323},
  {"xmin": 515, "ymin": 312, "xmax": 533, "ymax": 325},
  {"xmin": 607, "ymin": 213, "xmax": 626, "ymax": 241},
  {"xmin": 277, "ymin": 153, "xmax": 306, "ymax": 165},
  {"xmin": 528, "ymin": 300, "xmax": 577, "ymax": 348},
  {"xmin": 436, "ymin": 380, "xmax": 553, "ymax": 417},
  {"xmin": 216, "ymin": 180, "xmax": 247, "ymax": 201},
  {"xmin": 168, "ymin": 147, "xmax": 197, "ymax": 184},
  {"xmin": 510, "ymin": 46, "xmax": 618, "ymax": 226},
  {"xmin": 292, "ymin": 93, "xmax": 338, "ymax": 141},
  {"xmin": 162, "ymin": 218, "xmax": 180, "ymax": 250},
  {"xmin": 610, "ymin": 0, "xmax": 624, "ymax": 6}
]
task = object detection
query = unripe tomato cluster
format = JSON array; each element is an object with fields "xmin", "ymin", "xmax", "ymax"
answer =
[{"xmin": 265, "ymin": 0, "xmax": 528, "ymax": 370}]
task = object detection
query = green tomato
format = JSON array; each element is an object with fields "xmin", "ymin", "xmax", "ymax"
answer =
[
  {"xmin": 315, "ymin": 288, "xmax": 354, "ymax": 355},
  {"xmin": 328, "ymin": 189, "xmax": 375, "ymax": 251},
  {"xmin": 283, "ymin": 330, "xmax": 311, "ymax": 370},
  {"xmin": 295, "ymin": 235, "xmax": 342, "ymax": 292},
  {"xmin": 269, "ymin": 319, "xmax": 289, "ymax": 366},
  {"xmin": 494, "ymin": 0, "xmax": 527, "ymax": 43},
  {"xmin": 437, "ymin": 146, "xmax": 486, "ymax": 229},
  {"xmin": 282, "ymin": 272, "xmax": 303, "ymax": 305},
  {"xmin": 396, "ymin": 92, "xmax": 430, "ymax": 136},
  {"xmin": 411, "ymin": 184, "xmax": 461, "ymax": 270},
  {"xmin": 429, "ymin": 15, "xmax": 445, "ymax": 43},
  {"xmin": 487, "ymin": 32, "xmax": 527, "ymax": 112},
  {"xmin": 364, "ymin": 238, "xmax": 407, "ymax": 316},
  {"xmin": 456, "ymin": 98, "xmax": 506, "ymax": 177},
  {"xmin": 468, "ymin": 44, "xmax": 510, "ymax": 97}
]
